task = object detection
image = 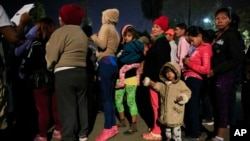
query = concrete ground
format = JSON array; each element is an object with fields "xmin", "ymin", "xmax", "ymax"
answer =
[{"xmin": 87, "ymin": 112, "xmax": 230, "ymax": 141}]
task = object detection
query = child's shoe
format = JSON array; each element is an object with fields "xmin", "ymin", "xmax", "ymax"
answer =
[
  {"xmin": 123, "ymin": 122, "xmax": 138, "ymax": 135},
  {"xmin": 117, "ymin": 119, "xmax": 126, "ymax": 127},
  {"xmin": 52, "ymin": 130, "xmax": 62, "ymax": 140},
  {"xmin": 34, "ymin": 135, "xmax": 47, "ymax": 141},
  {"xmin": 95, "ymin": 128, "xmax": 118, "ymax": 141}
]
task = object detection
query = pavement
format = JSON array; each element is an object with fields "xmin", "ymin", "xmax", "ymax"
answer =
[{"xmin": 86, "ymin": 112, "xmax": 230, "ymax": 141}]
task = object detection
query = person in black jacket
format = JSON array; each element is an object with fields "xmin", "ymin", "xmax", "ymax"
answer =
[
  {"xmin": 207, "ymin": 8, "xmax": 244, "ymax": 141},
  {"xmin": 142, "ymin": 15, "xmax": 171, "ymax": 141}
]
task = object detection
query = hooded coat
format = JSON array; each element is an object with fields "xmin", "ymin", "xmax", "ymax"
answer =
[
  {"xmin": 152, "ymin": 62, "xmax": 191, "ymax": 127},
  {"xmin": 91, "ymin": 8, "xmax": 120, "ymax": 60}
]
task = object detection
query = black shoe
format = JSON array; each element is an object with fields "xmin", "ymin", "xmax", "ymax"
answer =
[{"xmin": 123, "ymin": 128, "xmax": 138, "ymax": 135}]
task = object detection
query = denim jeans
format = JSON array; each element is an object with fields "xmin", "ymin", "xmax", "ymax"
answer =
[
  {"xmin": 98, "ymin": 56, "xmax": 118, "ymax": 129},
  {"xmin": 184, "ymin": 77, "xmax": 202, "ymax": 138}
]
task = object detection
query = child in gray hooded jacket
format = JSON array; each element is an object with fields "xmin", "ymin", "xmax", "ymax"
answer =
[{"xmin": 143, "ymin": 62, "xmax": 191, "ymax": 141}]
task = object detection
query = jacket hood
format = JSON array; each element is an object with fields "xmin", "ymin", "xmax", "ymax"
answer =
[
  {"xmin": 159, "ymin": 62, "xmax": 181, "ymax": 83},
  {"xmin": 102, "ymin": 8, "xmax": 119, "ymax": 24}
]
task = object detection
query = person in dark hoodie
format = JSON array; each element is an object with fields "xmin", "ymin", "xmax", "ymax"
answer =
[{"xmin": 207, "ymin": 7, "xmax": 244, "ymax": 141}]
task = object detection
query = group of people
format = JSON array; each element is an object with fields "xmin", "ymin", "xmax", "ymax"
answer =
[{"xmin": 0, "ymin": 3, "xmax": 249, "ymax": 141}]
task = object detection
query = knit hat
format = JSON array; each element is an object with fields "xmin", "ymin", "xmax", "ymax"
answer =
[
  {"xmin": 138, "ymin": 36, "xmax": 150, "ymax": 44},
  {"xmin": 165, "ymin": 28, "xmax": 175, "ymax": 36},
  {"xmin": 102, "ymin": 8, "xmax": 119, "ymax": 24},
  {"xmin": 153, "ymin": 16, "xmax": 169, "ymax": 31},
  {"xmin": 59, "ymin": 4, "xmax": 84, "ymax": 25},
  {"xmin": 121, "ymin": 24, "xmax": 133, "ymax": 36}
]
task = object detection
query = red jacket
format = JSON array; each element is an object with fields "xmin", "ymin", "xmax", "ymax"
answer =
[{"xmin": 183, "ymin": 43, "xmax": 213, "ymax": 80}]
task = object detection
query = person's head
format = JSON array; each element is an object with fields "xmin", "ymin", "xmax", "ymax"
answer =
[
  {"xmin": 121, "ymin": 24, "xmax": 138, "ymax": 43},
  {"xmin": 214, "ymin": 7, "xmax": 240, "ymax": 31},
  {"xmin": 151, "ymin": 15, "xmax": 169, "ymax": 37},
  {"xmin": 175, "ymin": 23, "xmax": 187, "ymax": 38},
  {"xmin": 102, "ymin": 8, "xmax": 119, "ymax": 25},
  {"xmin": 165, "ymin": 28, "xmax": 175, "ymax": 41},
  {"xmin": 36, "ymin": 17, "xmax": 57, "ymax": 41},
  {"xmin": 162, "ymin": 67, "xmax": 176, "ymax": 81},
  {"xmin": 59, "ymin": 4, "xmax": 85, "ymax": 26},
  {"xmin": 186, "ymin": 26, "xmax": 215, "ymax": 47},
  {"xmin": 138, "ymin": 36, "xmax": 150, "ymax": 55}
]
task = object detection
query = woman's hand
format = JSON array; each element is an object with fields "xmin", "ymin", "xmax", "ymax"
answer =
[
  {"xmin": 207, "ymin": 69, "xmax": 214, "ymax": 77},
  {"xmin": 183, "ymin": 57, "xmax": 190, "ymax": 65}
]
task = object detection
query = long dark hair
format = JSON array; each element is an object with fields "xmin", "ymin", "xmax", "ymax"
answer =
[
  {"xmin": 187, "ymin": 26, "xmax": 215, "ymax": 44},
  {"xmin": 36, "ymin": 17, "xmax": 57, "ymax": 41}
]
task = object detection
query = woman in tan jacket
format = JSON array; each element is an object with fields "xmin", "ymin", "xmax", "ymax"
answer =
[{"xmin": 91, "ymin": 8, "xmax": 120, "ymax": 141}]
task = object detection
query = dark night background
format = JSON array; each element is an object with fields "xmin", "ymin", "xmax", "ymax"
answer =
[{"xmin": 1, "ymin": 0, "xmax": 250, "ymax": 33}]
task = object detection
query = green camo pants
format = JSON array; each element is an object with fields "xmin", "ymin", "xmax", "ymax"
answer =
[{"xmin": 115, "ymin": 85, "xmax": 138, "ymax": 116}]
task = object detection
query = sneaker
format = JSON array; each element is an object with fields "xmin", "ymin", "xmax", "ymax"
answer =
[
  {"xmin": 202, "ymin": 118, "xmax": 214, "ymax": 125},
  {"xmin": 142, "ymin": 132, "xmax": 162, "ymax": 141},
  {"xmin": 112, "ymin": 125, "xmax": 119, "ymax": 134},
  {"xmin": 95, "ymin": 128, "xmax": 118, "ymax": 141},
  {"xmin": 34, "ymin": 135, "xmax": 47, "ymax": 141},
  {"xmin": 79, "ymin": 137, "xmax": 88, "ymax": 141},
  {"xmin": 52, "ymin": 130, "xmax": 62, "ymax": 140}
]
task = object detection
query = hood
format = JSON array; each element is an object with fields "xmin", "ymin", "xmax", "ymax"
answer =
[
  {"xmin": 159, "ymin": 62, "xmax": 181, "ymax": 83},
  {"xmin": 102, "ymin": 8, "xmax": 119, "ymax": 24}
]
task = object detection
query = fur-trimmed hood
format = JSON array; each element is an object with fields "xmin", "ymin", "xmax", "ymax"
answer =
[{"xmin": 159, "ymin": 62, "xmax": 181, "ymax": 83}]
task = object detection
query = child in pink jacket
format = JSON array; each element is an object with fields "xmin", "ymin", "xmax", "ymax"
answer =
[{"xmin": 182, "ymin": 26, "xmax": 214, "ymax": 140}]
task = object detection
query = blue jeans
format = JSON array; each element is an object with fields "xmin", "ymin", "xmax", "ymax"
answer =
[
  {"xmin": 184, "ymin": 77, "xmax": 202, "ymax": 138},
  {"xmin": 98, "ymin": 56, "xmax": 118, "ymax": 129}
]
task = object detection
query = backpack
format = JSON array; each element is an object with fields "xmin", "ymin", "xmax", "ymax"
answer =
[
  {"xmin": 19, "ymin": 40, "xmax": 44, "ymax": 78},
  {"xmin": 19, "ymin": 40, "xmax": 52, "ymax": 88}
]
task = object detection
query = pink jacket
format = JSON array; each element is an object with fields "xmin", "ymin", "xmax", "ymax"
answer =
[
  {"xmin": 183, "ymin": 43, "xmax": 213, "ymax": 80},
  {"xmin": 176, "ymin": 36, "xmax": 190, "ymax": 70}
]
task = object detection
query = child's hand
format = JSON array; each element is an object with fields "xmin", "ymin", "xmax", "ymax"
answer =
[
  {"xmin": 143, "ymin": 77, "xmax": 150, "ymax": 86},
  {"xmin": 176, "ymin": 96, "xmax": 183, "ymax": 102}
]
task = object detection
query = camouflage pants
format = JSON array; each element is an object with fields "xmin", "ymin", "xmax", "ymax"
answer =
[{"xmin": 0, "ymin": 79, "xmax": 8, "ymax": 129}]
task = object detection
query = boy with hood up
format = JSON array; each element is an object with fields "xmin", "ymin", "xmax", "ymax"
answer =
[{"xmin": 143, "ymin": 62, "xmax": 191, "ymax": 141}]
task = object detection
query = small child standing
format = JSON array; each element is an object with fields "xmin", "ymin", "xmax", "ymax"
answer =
[{"xmin": 143, "ymin": 62, "xmax": 191, "ymax": 141}]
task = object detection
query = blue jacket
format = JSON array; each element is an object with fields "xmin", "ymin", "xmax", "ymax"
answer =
[{"xmin": 119, "ymin": 40, "xmax": 144, "ymax": 64}]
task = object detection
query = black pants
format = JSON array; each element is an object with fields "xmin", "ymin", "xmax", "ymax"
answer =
[
  {"xmin": 55, "ymin": 68, "xmax": 88, "ymax": 141},
  {"xmin": 241, "ymin": 79, "xmax": 250, "ymax": 125}
]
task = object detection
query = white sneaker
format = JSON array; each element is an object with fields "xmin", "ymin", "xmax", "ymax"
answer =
[{"xmin": 79, "ymin": 137, "xmax": 88, "ymax": 141}]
